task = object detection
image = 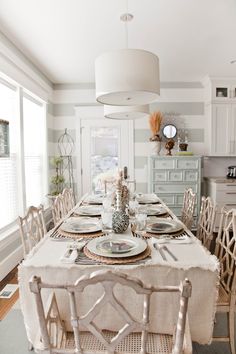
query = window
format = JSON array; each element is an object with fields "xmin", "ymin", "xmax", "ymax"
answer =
[{"xmin": 0, "ymin": 75, "xmax": 48, "ymax": 231}]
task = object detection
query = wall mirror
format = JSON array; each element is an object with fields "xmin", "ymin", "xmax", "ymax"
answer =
[{"xmin": 162, "ymin": 124, "xmax": 177, "ymax": 139}]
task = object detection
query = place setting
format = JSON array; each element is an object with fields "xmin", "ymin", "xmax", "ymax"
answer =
[
  {"xmin": 55, "ymin": 216, "xmax": 104, "ymax": 240},
  {"xmin": 136, "ymin": 193, "xmax": 160, "ymax": 204},
  {"xmin": 73, "ymin": 205, "xmax": 102, "ymax": 217},
  {"xmin": 81, "ymin": 235, "xmax": 151, "ymax": 265}
]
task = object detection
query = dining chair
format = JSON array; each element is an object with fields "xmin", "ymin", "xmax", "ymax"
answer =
[
  {"xmin": 62, "ymin": 187, "xmax": 75, "ymax": 213},
  {"xmin": 29, "ymin": 270, "xmax": 192, "ymax": 354},
  {"xmin": 18, "ymin": 205, "xmax": 47, "ymax": 258},
  {"xmin": 181, "ymin": 188, "xmax": 196, "ymax": 229},
  {"xmin": 196, "ymin": 196, "xmax": 217, "ymax": 251},
  {"xmin": 51, "ymin": 194, "xmax": 67, "ymax": 225},
  {"xmin": 213, "ymin": 208, "xmax": 236, "ymax": 354}
]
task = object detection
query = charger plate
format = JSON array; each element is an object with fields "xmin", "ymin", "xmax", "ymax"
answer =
[
  {"xmin": 60, "ymin": 217, "xmax": 101, "ymax": 234},
  {"xmin": 57, "ymin": 229, "xmax": 104, "ymax": 239},
  {"xmin": 87, "ymin": 236, "xmax": 147, "ymax": 258},
  {"xmin": 73, "ymin": 205, "xmax": 102, "ymax": 217},
  {"xmin": 83, "ymin": 245, "xmax": 151, "ymax": 265},
  {"xmin": 146, "ymin": 218, "xmax": 183, "ymax": 234},
  {"xmin": 139, "ymin": 205, "xmax": 168, "ymax": 217},
  {"xmin": 136, "ymin": 194, "xmax": 160, "ymax": 204},
  {"xmin": 84, "ymin": 195, "xmax": 104, "ymax": 205}
]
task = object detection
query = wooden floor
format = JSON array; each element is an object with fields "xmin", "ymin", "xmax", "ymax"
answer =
[{"xmin": 0, "ymin": 267, "xmax": 19, "ymax": 320}]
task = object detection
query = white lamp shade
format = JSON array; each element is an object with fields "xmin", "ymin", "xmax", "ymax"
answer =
[
  {"xmin": 95, "ymin": 49, "xmax": 160, "ymax": 106},
  {"xmin": 104, "ymin": 104, "xmax": 149, "ymax": 120}
]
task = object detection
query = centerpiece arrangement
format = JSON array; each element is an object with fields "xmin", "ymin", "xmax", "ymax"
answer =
[
  {"xmin": 149, "ymin": 111, "xmax": 163, "ymax": 155},
  {"xmin": 112, "ymin": 170, "xmax": 129, "ymax": 233}
]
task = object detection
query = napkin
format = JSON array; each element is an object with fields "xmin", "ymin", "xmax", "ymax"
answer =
[{"xmin": 60, "ymin": 242, "xmax": 86, "ymax": 263}]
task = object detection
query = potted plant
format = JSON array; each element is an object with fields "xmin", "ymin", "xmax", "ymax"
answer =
[{"xmin": 49, "ymin": 156, "xmax": 65, "ymax": 196}]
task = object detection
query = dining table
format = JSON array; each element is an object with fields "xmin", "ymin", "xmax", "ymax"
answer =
[{"xmin": 18, "ymin": 193, "xmax": 219, "ymax": 349}]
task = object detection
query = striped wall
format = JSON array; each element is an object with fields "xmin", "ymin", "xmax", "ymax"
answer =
[{"xmin": 50, "ymin": 83, "xmax": 207, "ymax": 194}]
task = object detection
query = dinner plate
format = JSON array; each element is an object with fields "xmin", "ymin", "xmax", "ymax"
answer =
[
  {"xmin": 74, "ymin": 205, "xmax": 102, "ymax": 216},
  {"xmin": 146, "ymin": 218, "xmax": 183, "ymax": 234},
  {"xmin": 85, "ymin": 194, "xmax": 104, "ymax": 205},
  {"xmin": 87, "ymin": 236, "xmax": 147, "ymax": 258},
  {"xmin": 139, "ymin": 205, "xmax": 167, "ymax": 216},
  {"xmin": 60, "ymin": 217, "xmax": 101, "ymax": 234},
  {"xmin": 136, "ymin": 194, "xmax": 160, "ymax": 204}
]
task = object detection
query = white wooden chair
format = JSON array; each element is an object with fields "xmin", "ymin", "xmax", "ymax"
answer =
[
  {"xmin": 62, "ymin": 187, "xmax": 75, "ymax": 214},
  {"xmin": 196, "ymin": 196, "xmax": 217, "ymax": 250},
  {"xmin": 213, "ymin": 208, "xmax": 236, "ymax": 354},
  {"xmin": 29, "ymin": 270, "xmax": 192, "ymax": 354},
  {"xmin": 181, "ymin": 188, "xmax": 196, "ymax": 229},
  {"xmin": 18, "ymin": 205, "xmax": 47, "ymax": 258},
  {"xmin": 51, "ymin": 194, "xmax": 67, "ymax": 225}
]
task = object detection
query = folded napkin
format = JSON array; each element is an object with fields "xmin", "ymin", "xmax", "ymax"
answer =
[
  {"xmin": 60, "ymin": 242, "xmax": 86, "ymax": 263},
  {"xmin": 152, "ymin": 234, "xmax": 192, "ymax": 244}
]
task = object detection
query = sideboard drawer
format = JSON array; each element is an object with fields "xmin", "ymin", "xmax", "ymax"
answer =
[
  {"xmin": 154, "ymin": 184, "xmax": 197, "ymax": 194},
  {"xmin": 175, "ymin": 194, "xmax": 184, "ymax": 206},
  {"xmin": 154, "ymin": 159, "xmax": 175, "ymax": 169},
  {"xmin": 215, "ymin": 191, "xmax": 236, "ymax": 204},
  {"xmin": 184, "ymin": 171, "xmax": 198, "ymax": 182},
  {"xmin": 176, "ymin": 159, "xmax": 199, "ymax": 169},
  {"xmin": 153, "ymin": 171, "xmax": 167, "ymax": 182},
  {"xmin": 168, "ymin": 171, "xmax": 183, "ymax": 182},
  {"xmin": 160, "ymin": 195, "xmax": 175, "ymax": 205}
]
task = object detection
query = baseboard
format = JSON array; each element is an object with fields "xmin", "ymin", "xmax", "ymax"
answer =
[{"xmin": 0, "ymin": 245, "xmax": 23, "ymax": 282}]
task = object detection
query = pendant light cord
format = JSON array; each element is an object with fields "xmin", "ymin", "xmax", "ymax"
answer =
[{"xmin": 125, "ymin": 0, "xmax": 128, "ymax": 48}]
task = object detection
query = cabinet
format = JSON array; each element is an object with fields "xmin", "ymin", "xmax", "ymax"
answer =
[
  {"xmin": 206, "ymin": 103, "xmax": 236, "ymax": 156},
  {"xmin": 205, "ymin": 177, "xmax": 236, "ymax": 230},
  {"xmin": 149, "ymin": 156, "xmax": 202, "ymax": 220},
  {"xmin": 204, "ymin": 77, "xmax": 236, "ymax": 156}
]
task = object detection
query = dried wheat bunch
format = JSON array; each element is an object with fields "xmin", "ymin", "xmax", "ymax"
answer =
[{"xmin": 149, "ymin": 111, "xmax": 163, "ymax": 137}]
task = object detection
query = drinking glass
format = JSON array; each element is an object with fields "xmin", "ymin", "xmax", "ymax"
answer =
[
  {"xmin": 134, "ymin": 210, "xmax": 147, "ymax": 238},
  {"xmin": 101, "ymin": 209, "xmax": 113, "ymax": 236}
]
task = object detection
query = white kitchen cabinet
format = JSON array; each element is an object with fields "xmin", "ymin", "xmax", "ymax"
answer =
[
  {"xmin": 205, "ymin": 103, "xmax": 236, "ymax": 156},
  {"xmin": 205, "ymin": 177, "xmax": 236, "ymax": 230},
  {"xmin": 204, "ymin": 77, "xmax": 236, "ymax": 156},
  {"xmin": 149, "ymin": 156, "xmax": 202, "ymax": 220}
]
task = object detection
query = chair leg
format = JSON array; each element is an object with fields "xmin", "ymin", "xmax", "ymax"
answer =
[
  {"xmin": 229, "ymin": 307, "xmax": 235, "ymax": 354},
  {"xmin": 28, "ymin": 341, "xmax": 34, "ymax": 351}
]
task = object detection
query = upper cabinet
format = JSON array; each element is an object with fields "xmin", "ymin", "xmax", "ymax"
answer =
[{"xmin": 203, "ymin": 77, "xmax": 236, "ymax": 156}]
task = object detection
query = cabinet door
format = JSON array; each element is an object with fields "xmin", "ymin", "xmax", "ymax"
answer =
[
  {"xmin": 230, "ymin": 105, "xmax": 236, "ymax": 155},
  {"xmin": 212, "ymin": 104, "xmax": 231, "ymax": 155}
]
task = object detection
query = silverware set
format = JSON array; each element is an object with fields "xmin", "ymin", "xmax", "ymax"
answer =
[{"xmin": 153, "ymin": 243, "xmax": 178, "ymax": 261}]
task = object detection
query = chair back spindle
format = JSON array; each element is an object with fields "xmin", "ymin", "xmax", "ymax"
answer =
[{"xmin": 18, "ymin": 205, "xmax": 46, "ymax": 258}]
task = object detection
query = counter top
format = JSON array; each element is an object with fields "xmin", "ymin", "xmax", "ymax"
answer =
[{"xmin": 204, "ymin": 176, "xmax": 236, "ymax": 184}]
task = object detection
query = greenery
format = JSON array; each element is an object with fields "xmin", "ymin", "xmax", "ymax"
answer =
[{"xmin": 50, "ymin": 156, "xmax": 65, "ymax": 195}]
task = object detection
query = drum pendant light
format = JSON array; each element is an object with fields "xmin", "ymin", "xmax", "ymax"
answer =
[
  {"xmin": 95, "ymin": 10, "xmax": 160, "ymax": 106},
  {"xmin": 104, "ymin": 104, "xmax": 149, "ymax": 120}
]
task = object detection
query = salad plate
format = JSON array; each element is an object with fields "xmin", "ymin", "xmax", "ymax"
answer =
[
  {"xmin": 84, "ymin": 194, "xmax": 104, "ymax": 205},
  {"xmin": 136, "ymin": 194, "xmax": 160, "ymax": 204},
  {"xmin": 87, "ymin": 236, "xmax": 147, "ymax": 258},
  {"xmin": 139, "ymin": 205, "xmax": 167, "ymax": 216},
  {"xmin": 146, "ymin": 218, "xmax": 183, "ymax": 234},
  {"xmin": 74, "ymin": 205, "xmax": 102, "ymax": 216},
  {"xmin": 60, "ymin": 217, "xmax": 101, "ymax": 234}
]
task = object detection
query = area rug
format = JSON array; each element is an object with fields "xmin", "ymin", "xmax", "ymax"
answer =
[{"xmin": 0, "ymin": 307, "xmax": 231, "ymax": 354}]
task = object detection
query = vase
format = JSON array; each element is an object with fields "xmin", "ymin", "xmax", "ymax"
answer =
[
  {"xmin": 150, "ymin": 141, "xmax": 162, "ymax": 155},
  {"xmin": 112, "ymin": 174, "xmax": 129, "ymax": 233}
]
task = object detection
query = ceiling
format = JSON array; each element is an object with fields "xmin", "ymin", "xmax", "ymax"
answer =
[{"xmin": 0, "ymin": 0, "xmax": 236, "ymax": 84}]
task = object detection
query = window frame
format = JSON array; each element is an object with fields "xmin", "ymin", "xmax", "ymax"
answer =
[{"xmin": 0, "ymin": 73, "xmax": 48, "ymax": 236}]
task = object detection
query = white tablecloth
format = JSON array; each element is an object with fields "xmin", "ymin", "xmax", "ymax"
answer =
[{"xmin": 18, "ymin": 227, "xmax": 219, "ymax": 348}]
